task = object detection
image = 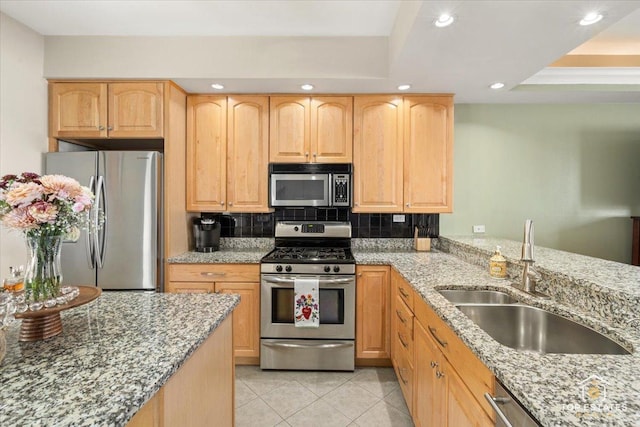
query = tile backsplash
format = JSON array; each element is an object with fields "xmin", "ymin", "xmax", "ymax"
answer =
[{"xmin": 211, "ymin": 208, "xmax": 438, "ymax": 238}]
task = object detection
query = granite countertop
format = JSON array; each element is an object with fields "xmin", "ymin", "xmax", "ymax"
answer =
[
  {"xmin": 0, "ymin": 291, "xmax": 239, "ymax": 427},
  {"xmin": 166, "ymin": 235, "xmax": 640, "ymax": 425},
  {"xmin": 356, "ymin": 237, "xmax": 640, "ymax": 427}
]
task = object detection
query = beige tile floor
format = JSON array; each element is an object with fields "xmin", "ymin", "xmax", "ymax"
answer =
[{"xmin": 235, "ymin": 366, "xmax": 415, "ymax": 427}]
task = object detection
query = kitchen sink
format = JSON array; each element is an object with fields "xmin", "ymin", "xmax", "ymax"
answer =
[
  {"xmin": 456, "ymin": 304, "xmax": 631, "ymax": 355},
  {"xmin": 437, "ymin": 289, "xmax": 519, "ymax": 305}
]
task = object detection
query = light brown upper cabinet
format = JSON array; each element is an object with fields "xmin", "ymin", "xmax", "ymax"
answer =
[
  {"xmin": 270, "ymin": 96, "xmax": 352, "ymax": 163},
  {"xmin": 353, "ymin": 94, "xmax": 454, "ymax": 213},
  {"xmin": 186, "ymin": 95, "xmax": 270, "ymax": 213},
  {"xmin": 49, "ymin": 82, "xmax": 164, "ymax": 138},
  {"xmin": 403, "ymin": 96, "xmax": 454, "ymax": 213},
  {"xmin": 353, "ymin": 96, "xmax": 404, "ymax": 212}
]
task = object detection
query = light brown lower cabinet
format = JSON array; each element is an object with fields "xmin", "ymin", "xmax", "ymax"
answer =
[
  {"xmin": 167, "ymin": 264, "xmax": 260, "ymax": 365},
  {"xmin": 391, "ymin": 268, "xmax": 495, "ymax": 427},
  {"xmin": 356, "ymin": 265, "xmax": 391, "ymax": 364},
  {"xmin": 127, "ymin": 314, "xmax": 234, "ymax": 427}
]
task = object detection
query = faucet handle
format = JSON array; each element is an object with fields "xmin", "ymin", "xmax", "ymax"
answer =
[{"xmin": 521, "ymin": 219, "xmax": 534, "ymax": 261}]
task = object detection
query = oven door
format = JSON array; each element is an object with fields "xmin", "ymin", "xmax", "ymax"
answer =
[
  {"xmin": 269, "ymin": 173, "xmax": 330, "ymax": 207},
  {"xmin": 261, "ymin": 274, "xmax": 355, "ymax": 340}
]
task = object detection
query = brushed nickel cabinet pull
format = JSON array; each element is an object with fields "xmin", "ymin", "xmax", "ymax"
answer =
[
  {"xmin": 200, "ymin": 272, "xmax": 226, "ymax": 277},
  {"xmin": 428, "ymin": 326, "xmax": 448, "ymax": 348}
]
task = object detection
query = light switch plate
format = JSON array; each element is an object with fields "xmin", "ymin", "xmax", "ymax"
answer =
[
  {"xmin": 473, "ymin": 225, "xmax": 486, "ymax": 233},
  {"xmin": 393, "ymin": 215, "xmax": 406, "ymax": 223}
]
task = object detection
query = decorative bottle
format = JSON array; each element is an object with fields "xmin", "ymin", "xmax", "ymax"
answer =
[{"xmin": 489, "ymin": 246, "xmax": 507, "ymax": 279}]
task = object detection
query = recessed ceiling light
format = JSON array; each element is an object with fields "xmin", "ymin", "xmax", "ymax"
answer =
[
  {"xmin": 301, "ymin": 84, "xmax": 314, "ymax": 91},
  {"xmin": 434, "ymin": 14, "xmax": 454, "ymax": 28},
  {"xmin": 211, "ymin": 83, "xmax": 224, "ymax": 90},
  {"xmin": 397, "ymin": 84, "xmax": 411, "ymax": 91},
  {"xmin": 579, "ymin": 12, "xmax": 603, "ymax": 26},
  {"xmin": 489, "ymin": 82, "xmax": 505, "ymax": 90}
]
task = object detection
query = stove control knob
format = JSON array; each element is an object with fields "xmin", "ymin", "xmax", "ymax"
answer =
[
  {"xmin": 324, "ymin": 265, "xmax": 331, "ymax": 273},
  {"xmin": 285, "ymin": 265, "xmax": 292, "ymax": 272},
  {"xmin": 275, "ymin": 265, "xmax": 283, "ymax": 272},
  {"xmin": 294, "ymin": 226, "xmax": 299, "ymax": 232},
  {"xmin": 333, "ymin": 266, "xmax": 340, "ymax": 273}
]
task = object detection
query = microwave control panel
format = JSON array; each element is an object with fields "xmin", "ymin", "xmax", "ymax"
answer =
[{"xmin": 332, "ymin": 174, "xmax": 351, "ymax": 207}]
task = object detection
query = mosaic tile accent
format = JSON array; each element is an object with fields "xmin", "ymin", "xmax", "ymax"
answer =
[{"xmin": 0, "ymin": 291, "xmax": 239, "ymax": 427}]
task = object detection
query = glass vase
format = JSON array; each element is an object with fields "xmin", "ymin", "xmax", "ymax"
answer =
[{"xmin": 24, "ymin": 233, "xmax": 63, "ymax": 309}]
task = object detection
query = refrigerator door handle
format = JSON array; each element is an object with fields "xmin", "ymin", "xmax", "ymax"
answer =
[
  {"xmin": 86, "ymin": 176, "xmax": 96, "ymax": 269},
  {"xmin": 95, "ymin": 175, "xmax": 107, "ymax": 269}
]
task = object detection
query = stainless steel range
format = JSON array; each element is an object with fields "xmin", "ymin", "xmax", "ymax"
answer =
[{"xmin": 260, "ymin": 221, "xmax": 355, "ymax": 371}]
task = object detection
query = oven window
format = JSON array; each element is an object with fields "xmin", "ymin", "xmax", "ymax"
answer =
[
  {"xmin": 275, "ymin": 179, "xmax": 326, "ymax": 201},
  {"xmin": 271, "ymin": 288, "xmax": 345, "ymax": 324}
]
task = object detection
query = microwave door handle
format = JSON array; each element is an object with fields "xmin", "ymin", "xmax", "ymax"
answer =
[{"xmin": 328, "ymin": 173, "xmax": 333, "ymax": 206}]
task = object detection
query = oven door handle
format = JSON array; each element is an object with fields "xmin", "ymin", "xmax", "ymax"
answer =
[
  {"xmin": 262, "ymin": 277, "xmax": 354, "ymax": 285},
  {"xmin": 263, "ymin": 341, "xmax": 353, "ymax": 350}
]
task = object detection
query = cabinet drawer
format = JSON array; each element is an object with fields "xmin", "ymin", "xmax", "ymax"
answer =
[
  {"xmin": 414, "ymin": 296, "xmax": 495, "ymax": 418},
  {"xmin": 169, "ymin": 264, "xmax": 259, "ymax": 283},
  {"xmin": 396, "ymin": 277, "xmax": 414, "ymax": 310},
  {"xmin": 394, "ymin": 296, "xmax": 414, "ymax": 356},
  {"xmin": 394, "ymin": 348, "xmax": 413, "ymax": 414}
]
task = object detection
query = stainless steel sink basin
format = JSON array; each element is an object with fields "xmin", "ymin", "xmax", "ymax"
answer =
[
  {"xmin": 437, "ymin": 289, "xmax": 519, "ymax": 304},
  {"xmin": 456, "ymin": 304, "xmax": 630, "ymax": 355}
]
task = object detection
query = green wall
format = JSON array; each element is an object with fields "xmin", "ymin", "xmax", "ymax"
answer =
[{"xmin": 440, "ymin": 104, "xmax": 640, "ymax": 264}]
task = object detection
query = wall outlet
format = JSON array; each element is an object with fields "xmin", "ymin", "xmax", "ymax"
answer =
[
  {"xmin": 392, "ymin": 214, "xmax": 406, "ymax": 223},
  {"xmin": 473, "ymin": 225, "xmax": 486, "ymax": 233}
]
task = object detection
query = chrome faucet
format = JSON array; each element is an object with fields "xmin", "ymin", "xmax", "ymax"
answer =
[{"xmin": 514, "ymin": 219, "xmax": 546, "ymax": 296}]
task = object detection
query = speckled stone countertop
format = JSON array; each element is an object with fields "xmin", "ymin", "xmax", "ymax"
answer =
[
  {"xmin": 167, "ymin": 235, "xmax": 640, "ymax": 425},
  {"xmin": 0, "ymin": 291, "xmax": 239, "ymax": 427},
  {"xmin": 356, "ymin": 237, "xmax": 640, "ymax": 427}
]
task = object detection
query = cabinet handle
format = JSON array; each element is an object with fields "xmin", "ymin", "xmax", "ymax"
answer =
[
  {"xmin": 436, "ymin": 370, "xmax": 444, "ymax": 379},
  {"xmin": 228, "ymin": 202, "xmax": 233, "ymax": 206},
  {"xmin": 313, "ymin": 153, "xmax": 317, "ymax": 158},
  {"xmin": 357, "ymin": 273, "xmax": 362, "ymax": 277},
  {"xmin": 484, "ymin": 393, "xmax": 514, "ymax": 427},
  {"xmin": 355, "ymin": 202, "xmax": 359, "ymax": 207},
  {"xmin": 396, "ymin": 309, "xmax": 406, "ymax": 324},
  {"xmin": 398, "ymin": 368, "xmax": 409, "ymax": 385},
  {"xmin": 428, "ymin": 326, "xmax": 448, "ymax": 348},
  {"xmin": 98, "ymin": 125, "xmax": 105, "ymax": 130},
  {"xmin": 399, "ymin": 287, "xmax": 410, "ymax": 299},
  {"xmin": 305, "ymin": 152, "xmax": 309, "ymax": 157},
  {"xmin": 220, "ymin": 201, "xmax": 224, "ymax": 205},
  {"xmin": 107, "ymin": 126, "xmax": 113, "ymax": 131},
  {"xmin": 398, "ymin": 332, "xmax": 409, "ymax": 349},
  {"xmin": 406, "ymin": 203, "xmax": 410, "ymax": 207},
  {"xmin": 430, "ymin": 361, "xmax": 438, "ymax": 369},
  {"xmin": 200, "ymin": 272, "xmax": 226, "ymax": 277}
]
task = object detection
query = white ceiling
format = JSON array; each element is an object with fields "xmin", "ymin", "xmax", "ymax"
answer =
[{"xmin": 1, "ymin": 0, "xmax": 640, "ymax": 103}]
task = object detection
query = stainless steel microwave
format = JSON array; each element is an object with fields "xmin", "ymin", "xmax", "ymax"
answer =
[{"xmin": 269, "ymin": 163, "xmax": 352, "ymax": 207}]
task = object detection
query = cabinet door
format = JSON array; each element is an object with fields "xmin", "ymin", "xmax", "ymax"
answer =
[
  {"xmin": 186, "ymin": 96, "xmax": 227, "ymax": 211},
  {"xmin": 404, "ymin": 96, "xmax": 453, "ymax": 213},
  {"xmin": 227, "ymin": 96, "xmax": 270, "ymax": 212},
  {"xmin": 353, "ymin": 96, "xmax": 403, "ymax": 212},
  {"xmin": 356, "ymin": 265, "xmax": 391, "ymax": 360},
  {"xmin": 310, "ymin": 97, "xmax": 353, "ymax": 163},
  {"xmin": 269, "ymin": 96, "xmax": 310, "ymax": 162},
  {"xmin": 49, "ymin": 82, "xmax": 107, "ymax": 138},
  {"xmin": 215, "ymin": 281, "xmax": 260, "ymax": 361},
  {"xmin": 445, "ymin": 359, "xmax": 494, "ymax": 427},
  {"xmin": 413, "ymin": 319, "xmax": 442, "ymax": 427},
  {"xmin": 166, "ymin": 282, "xmax": 215, "ymax": 293},
  {"xmin": 108, "ymin": 82, "xmax": 164, "ymax": 138}
]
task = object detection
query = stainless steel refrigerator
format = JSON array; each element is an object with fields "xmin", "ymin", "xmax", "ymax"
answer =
[{"xmin": 44, "ymin": 151, "xmax": 163, "ymax": 291}]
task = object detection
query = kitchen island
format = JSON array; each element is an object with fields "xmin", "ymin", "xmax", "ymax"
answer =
[{"xmin": 0, "ymin": 291, "xmax": 239, "ymax": 426}]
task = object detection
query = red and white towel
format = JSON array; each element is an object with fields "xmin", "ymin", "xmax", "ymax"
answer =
[{"xmin": 294, "ymin": 278, "xmax": 319, "ymax": 328}]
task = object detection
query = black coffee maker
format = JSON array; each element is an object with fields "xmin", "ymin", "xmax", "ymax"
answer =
[{"xmin": 193, "ymin": 214, "xmax": 221, "ymax": 252}]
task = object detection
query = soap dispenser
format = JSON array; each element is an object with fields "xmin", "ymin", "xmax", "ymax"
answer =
[{"xmin": 489, "ymin": 246, "xmax": 507, "ymax": 279}]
